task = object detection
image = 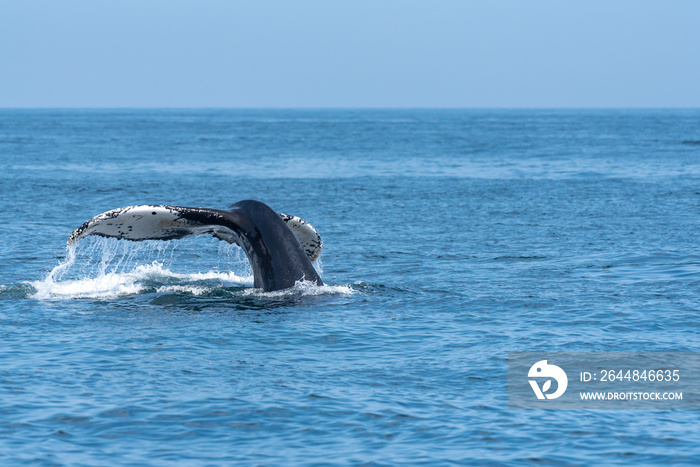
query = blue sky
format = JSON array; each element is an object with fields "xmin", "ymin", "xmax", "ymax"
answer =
[{"xmin": 1, "ymin": 0, "xmax": 699, "ymax": 108}]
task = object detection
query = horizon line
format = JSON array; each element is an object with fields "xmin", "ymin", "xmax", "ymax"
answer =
[{"xmin": 1, "ymin": 106, "xmax": 700, "ymax": 111}]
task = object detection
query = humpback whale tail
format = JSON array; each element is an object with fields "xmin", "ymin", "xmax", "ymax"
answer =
[{"xmin": 69, "ymin": 200, "xmax": 323, "ymax": 292}]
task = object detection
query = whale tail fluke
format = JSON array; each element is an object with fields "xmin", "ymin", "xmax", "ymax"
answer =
[{"xmin": 68, "ymin": 201, "xmax": 323, "ymax": 291}]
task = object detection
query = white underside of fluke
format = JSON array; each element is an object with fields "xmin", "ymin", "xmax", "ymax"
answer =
[
  {"xmin": 69, "ymin": 205, "xmax": 323, "ymax": 261},
  {"xmin": 279, "ymin": 213, "xmax": 323, "ymax": 261},
  {"xmin": 69, "ymin": 205, "xmax": 203, "ymax": 243}
]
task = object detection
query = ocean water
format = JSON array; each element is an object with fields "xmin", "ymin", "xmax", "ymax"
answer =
[{"xmin": 1, "ymin": 109, "xmax": 700, "ymax": 465}]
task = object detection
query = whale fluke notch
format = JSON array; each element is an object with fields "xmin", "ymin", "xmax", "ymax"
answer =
[{"xmin": 68, "ymin": 200, "xmax": 323, "ymax": 292}]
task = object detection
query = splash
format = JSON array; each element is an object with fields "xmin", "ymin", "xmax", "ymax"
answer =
[
  {"xmin": 30, "ymin": 237, "xmax": 254, "ymax": 300},
  {"xmin": 312, "ymin": 256, "xmax": 323, "ymax": 276},
  {"xmin": 30, "ymin": 261, "xmax": 253, "ymax": 300},
  {"xmin": 46, "ymin": 242, "xmax": 77, "ymax": 283},
  {"xmin": 29, "ymin": 236, "xmax": 352, "ymax": 300}
]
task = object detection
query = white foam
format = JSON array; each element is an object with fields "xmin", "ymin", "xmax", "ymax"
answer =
[
  {"xmin": 242, "ymin": 279, "xmax": 355, "ymax": 298},
  {"xmin": 155, "ymin": 285, "xmax": 210, "ymax": 296},
  {"xmin": 31, "ymin": 272, "xmax": 145, "ymax": 300},
  {"xmin": 29, "ymin": 238, "xmax": 350, "ymax": 301},
  {"xmin": 31, "ymin": 261, "xmax": 255, "ymax": 300}
]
